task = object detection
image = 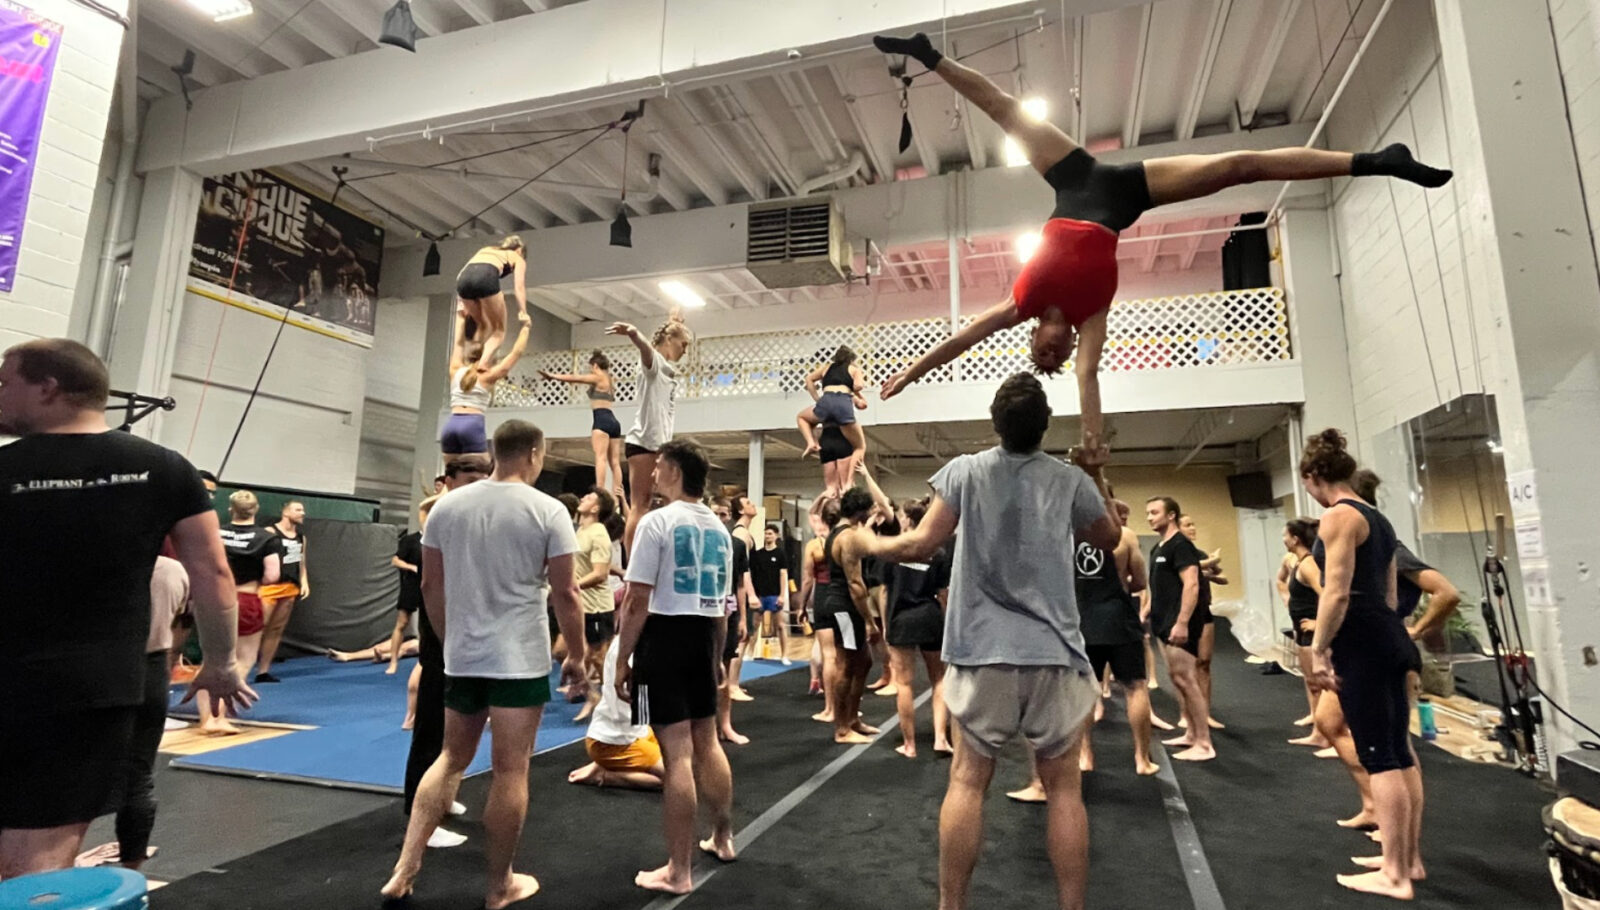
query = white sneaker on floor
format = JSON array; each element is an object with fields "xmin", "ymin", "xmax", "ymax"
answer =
[
  {"xmin": 448, "ymin": 801, "xmax": 466, "ymax": 817},
  {"xmin": 427, "ymin": 828, "xmax": 467, "ymax": 849},
  {"xmin": 781, "ymin": 657, "xmax": 792, "ymax": 666},
  {"xmin": 163, "ymin": 717, "xmax": 188, "ymax": 731}
]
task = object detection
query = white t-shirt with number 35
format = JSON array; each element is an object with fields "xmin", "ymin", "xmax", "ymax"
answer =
[{"xmin": 625, "ymin": 500, "xmax": 732, "ymax": 617}]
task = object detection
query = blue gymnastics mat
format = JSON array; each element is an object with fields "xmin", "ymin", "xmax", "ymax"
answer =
[{"xmin": 168, "ymin": 654, "xmax": 801, "ymax": 793}]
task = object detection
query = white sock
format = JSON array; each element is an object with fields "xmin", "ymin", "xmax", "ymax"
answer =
[
  {"xmin": 448, "ymin": 801, "xmax": 466, "ymax": 817},
  {"xmin": 427, "ymin": 827, "xmax": 467, "ymax": 849}
]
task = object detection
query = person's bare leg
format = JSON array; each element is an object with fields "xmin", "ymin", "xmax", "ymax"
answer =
[
  {"xmin": 403, "ymin": 662, "xmax": 420, "ymax": 730},
  {"xmin": 256, "ymin": 597, "xmax": 294, "ymax": 675},
  {"xmin": 938, "ymin": 734, "xmax": 997, "ymax": 910},
  {"xmin": 1290, "ymin": 650, "xmax": 1331, "ymax": 746},
  {"xmin": 729, "ymin": 652, "xmax": 751, "ymax": 702},
  {"xmin": 1337, "ymin": 768, "xmax": 1415, "ymax": 899},
  {"xmin": 776, "ymin": 608, "xmax": 791, "ymax": 664},
  {"xmin": 609, "ymin": 439, "xmax": 625, "ymax": 498},
  {"xmin": 840, "ymin": 422, "xmax": 868, "ymax": 475},
  {"xmin": 1316, "ymin": 691, "xmax": 1376, "ymax": 827},
  {"xmin": 591, "ymin": 430, "xmax": 609, "ymax": 490},
  {"xmin": 890, "ymin": 646, "xmax": 918, "ymax": 757},
  {"xmin": 1165, "ymin": 647, "xmax": 1214, "ymax": 761},
  {"xmin": 475, "ymin": 293, "xmax": 508, "ymax": 369},
  {"xmin": 812, "ymin": 628, "xmax": 836, "ymax": 722},
  {"xmin": 1196, "ymin": 623, "xmax": 1223, "ymax": 729},
  {"xmin": 1078, "ymin": 714, "xmax": 1095, "ymax": 773},
  {"xmin": 481, "ymin": 705, "xmax": 543, "ymax": 910},
  {"xmin": 905, "ymin": 47, "xmax": 1079, "ymax": 175},
  {"xmin": 1145, "ymin": 143, "xmax": 1451, "ymax": 209},
  {"xmin": 386, "ymin": 610, "xmax": 410, "ymax": 675},
  {"xmin": 1143, "ymin": 634, "xmax": 1161, "ymax": 692},
  {"xmin": 833, "ymin": 643, "xmax": 870, "ymax": 743},
  {"xmin": 0, "ymin": 823, "xmax": 92, "ymax": 877},
  {"xmin": 623, "ymin": 452, "xmax": 656, "ymax": 555},
  {"xmin": 926, "ymin": 654, "xmax": 951, "ymax": 753},
  {"xmin": 382, "ymin": 709, "xmax": 487, "ymax": 900},
  {"xmin": 809, "ymin": 637, "xmax": 823, "ymax": 691},
  {"xmin": 718, "ymin": 658, "xmax": 749, "ymax": 745},
  {"xmin": 1125, "ymin": 680, "xmax": 1160, "ymax": 776},
  {"xmin": 690, "ymin": 718, "xmax": 736, "ymax": 862},
  {"xmin": 1006, "ymin": 749, "xmax": 1047, "ymax": 803},
  {"xmin": 796, "ymin": 407, "xmax": 821, "ymax": 457},
  {"xmin": 847, "ymin": 651, "xmax": 878, "ymax": 736},
  {"xmin": 636, "ymin": 720, "xmax": 697, "ymax": 894},
  {"xmin": 1037, "ymin": 742, "xmax": 1091, "ymax": 910}
]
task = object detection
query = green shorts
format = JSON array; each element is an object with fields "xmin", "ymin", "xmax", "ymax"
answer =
[{"xmin": 443, "ymin": 675, "xmax": 552, "ymax": 714}]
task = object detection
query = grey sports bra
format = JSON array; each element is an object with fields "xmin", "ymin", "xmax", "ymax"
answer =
[{"xmin": 588, "ymin": 386, "xmax": 614, "ymax": 403}]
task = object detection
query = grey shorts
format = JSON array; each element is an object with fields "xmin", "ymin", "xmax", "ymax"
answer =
[
  {"xmin": 813, "ymin": 391, "xmax": 856, "ymax": 426},
  {"xmin": 943, "ymin": 664, "xmax": 1100, "ymax": 761}
]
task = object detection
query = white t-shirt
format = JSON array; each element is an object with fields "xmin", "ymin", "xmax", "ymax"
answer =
[
  {"xmin": 624, "ymin": 354, "xmax": 680, "ymax": 452},
  {"xmin": 148, "ymin": 556, "xmax": 189, "ymax": 654},
  {"xmin": 422, "ymin": 480, "xmax": 578, "ymax": 678},
  {"xmin": 586, "ymin": 641, "xmax": 652, "ymax": 746},
  {"xmin": 624, "ymin": 499, "xmax": 732, "ymax": 617}
]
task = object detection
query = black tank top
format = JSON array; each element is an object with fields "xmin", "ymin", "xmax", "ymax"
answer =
[
  {"xmin": 822, "ymin": 361, "xmax": 853, "ymax": 389},
  {"xmin": 1286, "ymin": 555, "xmax": 1319, "ymax": 623},
  {"xmin": 1075, "ymin": 540, "xmax": 1141, "ymax": 645},
  {"xmin": 1313, "ymin": 499, "xmax": 1397, "ymax": 623},
  {"xmin": 823, "ymin": 525, "xmax": 856, "ymax": 614}
]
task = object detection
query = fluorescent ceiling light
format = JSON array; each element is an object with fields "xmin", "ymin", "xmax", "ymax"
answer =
[
  {"xmin": 1015, "ymin": 231, "xmax": 1042, "ymax": 264},
  {"xmin": 659, "ymin": 279, "xmax": 706, "ymax": 309},
  {"xmin": 1002, "ymin": 98, "xmax": 1049, "ymax": 168},
  {"xmin": 189, "ymin": 0, "xmax": 253, "ymax": 21}
]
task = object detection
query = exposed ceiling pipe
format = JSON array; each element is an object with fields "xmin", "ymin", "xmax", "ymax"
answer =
[
  {"xmin": 797, "ymin": 149, "xmax": 866, "ymax": 196},
  {"xmin": 307, "ymin": 156, "xmax": 662, "ymax": 201}
]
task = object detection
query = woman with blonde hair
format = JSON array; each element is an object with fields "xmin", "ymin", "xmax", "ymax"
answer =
[
  {"xmin": 608, "ymin": 309, "xmax": 693, "ymax": 554},
  {"xmin": 439, "ymin": 310, "xmax": 531, "ymax": 460},
  {"xmin": 539, "ymin": 350, "xmax": 624, "ymax": 495},
  {"xmin": 454, "ymin": 235, "xmax": 528, "ymax": 371}
]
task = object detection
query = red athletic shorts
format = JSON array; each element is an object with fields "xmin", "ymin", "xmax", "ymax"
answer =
[
  {"xmin": 1012, "ymin": 218, "xmax": 1120, "ymax": 326},
  {"xmin": 238, "ymin": 591, "xmax": 264, "ymax": 637}
]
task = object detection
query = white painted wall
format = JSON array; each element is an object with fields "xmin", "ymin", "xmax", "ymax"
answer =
[
  {"xmin": 359, "ymin": 297, "xmax": 429, "ymax": 522},
  {"xmin": 0, "ymin": 0, "xmax": 125, "ymax": 349},
  {"xmin": 1550, "ymin": 0, "xmax": 1600, "ymax": 270},
  {"xmin": 1323, "ymin": 0, "xmax": 1495, "ymax": 446},
  {"xmin": 156, "ymin": 293, "xmax": 366, "ymax": 493},
  {"xmin": 365, "ymin": 297, "xmax": 428, "ymax": 408},
  {"xmin": 569, "ymin": 261, "xmax": 1225, "ymax": 349}
]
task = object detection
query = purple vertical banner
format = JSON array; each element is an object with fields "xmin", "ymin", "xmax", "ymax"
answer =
[{"xmin": 0, "ymin": 0, "xmax": 62, "ymax": 293}]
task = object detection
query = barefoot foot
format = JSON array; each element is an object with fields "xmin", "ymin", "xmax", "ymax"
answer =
[
  {"xmin": 1314, "ymin": 746, "xmax": 1338, "ymax": 759},
  {"xmin": 1162, "ymin": 734, "xmax": 1193, "ymax": 747},
  {"xmin": 1151, "ymin": 714, "xmax": 1175, "ymax": 731},
  {"xmin": 380, "ymin": 869, "xmax": 417, "ymax": 902},
  {"xmin": 1136, "ymin": 758, "xmax": 1161, "ymax": 776},
  {"xmin": 1172, "ymin": 744, "xmax": 1217, "ymax": 762},
  {"xmin": 1335, "ymin": 869, "xmax": 1413, "ymax": 900},
  {"xmin": 1294, "ymin": 713, "xmax": 1314, "ymax": 726},
  {"xmin": 635, "ymin": 865, "xmax": 693, "ymax": 895},
  {"xmin": 1337, "ymin": 811, "xmax": 1378, "ymax": 830},
  {"xmin": 834, "ymin": 730, "xmax": 872, "ymax": 744},
  {"xmin": 1207, "ymin": 717, "xmax": 1225, "ymax": 730},
  {"xmin": 1006, "ymin": 784, "xmax": 1048, "ymax": 803},
  {"xmin": 1288, "ymin": 734, "xmax": 1329, "ymax": 747},
  {"xmin": 811, "ymin": 711, "xmax": 834, "ymax": 723},
  {"xmin": 486, "ymin": 873, "xmax": 541, "ymax": 910},
  {"xmin": 850, "ymin": 720, "xmax": 880, "ymax": 736},
  {"xmin": 568, "ymin": 763, "xmax": 603, "ymax": 786},
  {"xmin": 720, "ymin": 729, "xmax": 750, "ymax": 745},
  {"xmin": 699, "ymin": 836, "xmax": 737, "ymax": 863},
  {"xmin": 729, "ymin": 688, "xmax": 753, "ymax": 703},
  {"xmin": 895, "ymin": 743, "xmax": 917, "ymax": 759}
]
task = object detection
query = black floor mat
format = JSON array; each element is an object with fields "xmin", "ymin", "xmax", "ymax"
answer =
[{"xmin": 150, "ymin": 630, "xmax": 1559, "ymax": 909}]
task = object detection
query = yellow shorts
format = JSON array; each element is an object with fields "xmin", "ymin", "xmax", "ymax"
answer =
[
  {"xmin": 258, "ymin": 582, "xmax": 300, "ymax": 602},
  {"xmin": 585, "ymin": 731, "xmax": 661, "ymax": 772}
]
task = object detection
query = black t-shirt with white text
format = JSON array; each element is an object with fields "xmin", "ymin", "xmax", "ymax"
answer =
[
  {"xmin": 271, "ymin": 524, "xmax": 306, "ymax": 586},
  {"xmin": 1396, "ymin": 542, "xmax": 1431, "ymax": 619},
  {"xmin": 750, "ymin": 545, "xmax": 785, "ymax": 597},
  {"xmin": 222, "ymin": 524, "xmax": 281, "ymax": 584},
  {"xmin": 0, "ymin": 431, "xmax": 212, "ymax": 715},
  {"xmin": 1148, "ymin": 533, "xmax": 1204, "ymax": 638},
  {"xmin": 397, "ymin": 530, "xmax": 423, "ymax": 614}
]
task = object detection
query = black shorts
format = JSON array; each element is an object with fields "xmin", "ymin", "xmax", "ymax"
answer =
[
  {"xmin": 455, "ymin": 262, "xmax": 502, "ymax": 300},
  {"xmin": 593, "ymin": 408, "xmax": 623, "ymax": 439},
  {"xmin": 1154, "ymin": 609, "xmax": 1205, "ymax": 657},
  {"xmin": 584, "ymin": 611, "xmax": 616, "ymax": 645},
  {"xmin": 625, "ymin": 443, "xmax": 655, "ymax": 460},
  {"xmin": 0, "ymin": 706, "xmax": 138, "ymax": 828},
  {"xmin": 1087, "ymin": 641, "xmax": 1147, "ymax": 683},
  {"xmin": 1332, "ymin": 615, "xmax": 1417, "ymax": 775},
  {"xmin": 886, "ymin": 603, "xmax": 942, "ymax": 652},
  {"xmin": 825, "ymin": 604, "xmax": 868, "ymax": 652},
  {"xmin": 1044, "ymin": 148, "xmax": 1152, "ymax": 232},
  {"xmin": 818, "ymin": 429, "xmax": 853, "ymax": 465},
  {"xmin": 632, "ymin": 614, "xmax": 719, "ymax": 727}
]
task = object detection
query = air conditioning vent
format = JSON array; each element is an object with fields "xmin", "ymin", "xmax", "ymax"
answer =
[{"xmin": 746, "ymin": 197, "xmax": 848, "ymax": 289}]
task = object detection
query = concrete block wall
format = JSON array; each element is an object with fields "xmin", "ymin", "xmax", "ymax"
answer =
[
  {"xmin": 1323, "ymin": 0, "xmax": 1494, "ymax": 445},
  {"xmin": 0, "ymin": 0, "xmax": 125, "ymax": 349}
]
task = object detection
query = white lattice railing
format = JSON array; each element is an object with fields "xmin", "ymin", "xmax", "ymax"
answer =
[{"xmin": 493, "ymin": 287, "xmax": 1290, "ymax": 409}]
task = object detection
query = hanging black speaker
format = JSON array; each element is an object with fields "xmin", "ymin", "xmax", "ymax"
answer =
[
  {"xmin": 379, "ymin": 0, "xmax": 420, "ymax": 52},
  {"xmin": 422, "ymin": 241, "xmax": 441, "ymax": 277},
  {"xmin": 609, "ymin": 210, "xmax": 632, "ymax": 248}
]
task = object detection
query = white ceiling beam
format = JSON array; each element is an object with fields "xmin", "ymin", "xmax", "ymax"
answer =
[
  {"xmin": 382, "ymin": 123, "xmax": 1320, "ymax": 297},
  {"xmin": 319, "ymin": 1, "xmax": 382, "ymax": 47},
  {"xmin": 1139, "ymin": 230, "xmax": 1161, "ymax": 273},
  {"xmin": 146, "ymin": 0, "xmax": 1164, "ymax": 176},
  {"xmin": 774, "ymin": 72, "xmax": 842, "ymax": 173},
  {"xmin": 719, "ymin": 84, "xmax": 801, "ymax": 196},
  {"xmin": 383, "ymin": 134, "xmax": 590, "ymax": 226},
  {"xmin": 676, "ymin": 92, "xmax": 768, "ymax": 201},
  {"xmin": 138, "ymin": 26, "xmax": 235, "ymax": 87},
  {"xmin": 646, "ymin": 127, "xmax": 729, "ymax": 206},
  {"xmin": 139, "ymin": 5, "xmax": 273, "ymax": 79},
  {"xmin": 449, "ymin": 0, "xmax": 496, "ymax": 27},
  {"xmin": 1236, "ymin": 0, "xmax": 1303, "ymax": 130},
  {"xmin": 827, "ymin": 63, "xmax": 893, "ymax": 183},
  {"xmin": 1121, "ymin": 3, "xmax": 1153, "ymax": 149},
  {"xmin": 905, "ymin": 95, "xmax": 943, "ymax": 178},
  {"xmin": 709, "ymin": 271, "xmax": 758, "ymax": 307},
  {"xmin": 1071, "ymin": 16, "xmax": 1085, "ymax": 141},
  {"xmin": 269, "ymin": 2, "xmax": 361, "ymax": 59},
  {"xmin": 400, "ymin": 0, "xmax": 452, "ymax": 37},
  {"xmin": 545, "ymin": 287, "xmax": 615, "ymax": 323},
  {"xmin": 523, "ymin": 291, "xmax": 585, "ymax": 324},
  {"xmin": 1289, "ymin": 1, "xmax": 1366, "ymax": 124},
  {"xmin": 1175, "ymin": 0, "xmax": 1232, "ymax": 142},
  {"xmin": 1178, "ymin": 219, "xmax": 1211, "ymax": 270},
  {"xmin": 312, "ymin": 169, "xmax": 457, "ymax": 238}
]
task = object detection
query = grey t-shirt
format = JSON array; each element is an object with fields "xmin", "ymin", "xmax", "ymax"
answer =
[
  {"xmin": 422, "ymin": 480, "xmax": 578, "ymax": 679},
  {"xmin": 929, "ymin": 447, "xmax": 1106, "ymax": 671}
]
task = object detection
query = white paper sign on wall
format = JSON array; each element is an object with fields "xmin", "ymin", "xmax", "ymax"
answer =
[
  {"xmin": 1522, "ymin": 561, "xmax": 1553, "ymax": 607},
  {"xmin": 1515, "ymin": 521, "xmax": 1546, "ymax": 561},
  {"xmin": 1508, "ymin": 470, "xmax": 1539, "ymax": 521}
]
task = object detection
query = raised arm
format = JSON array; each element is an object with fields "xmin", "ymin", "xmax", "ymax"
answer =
[
  {"xmin": 855, "ymin": 462, "xmax": 892, "ymax": 517},
  {"xmin": 539, "ymin": 369, "xmax": 602, "ymax": 386},
  {"xmin": 607, "ymin": 322, "xmax": 655, "ymax": 370},
  {"xmin": 871, "ymin": 495, "xmax": 959, "ymax": 564},
  {"xmin": 881, "ymin": 299, "xmax": 1020, "ymax": 399},
  {"xmin": 511, "ymin": 256, "xmax": 529, "ymax": 317}
]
